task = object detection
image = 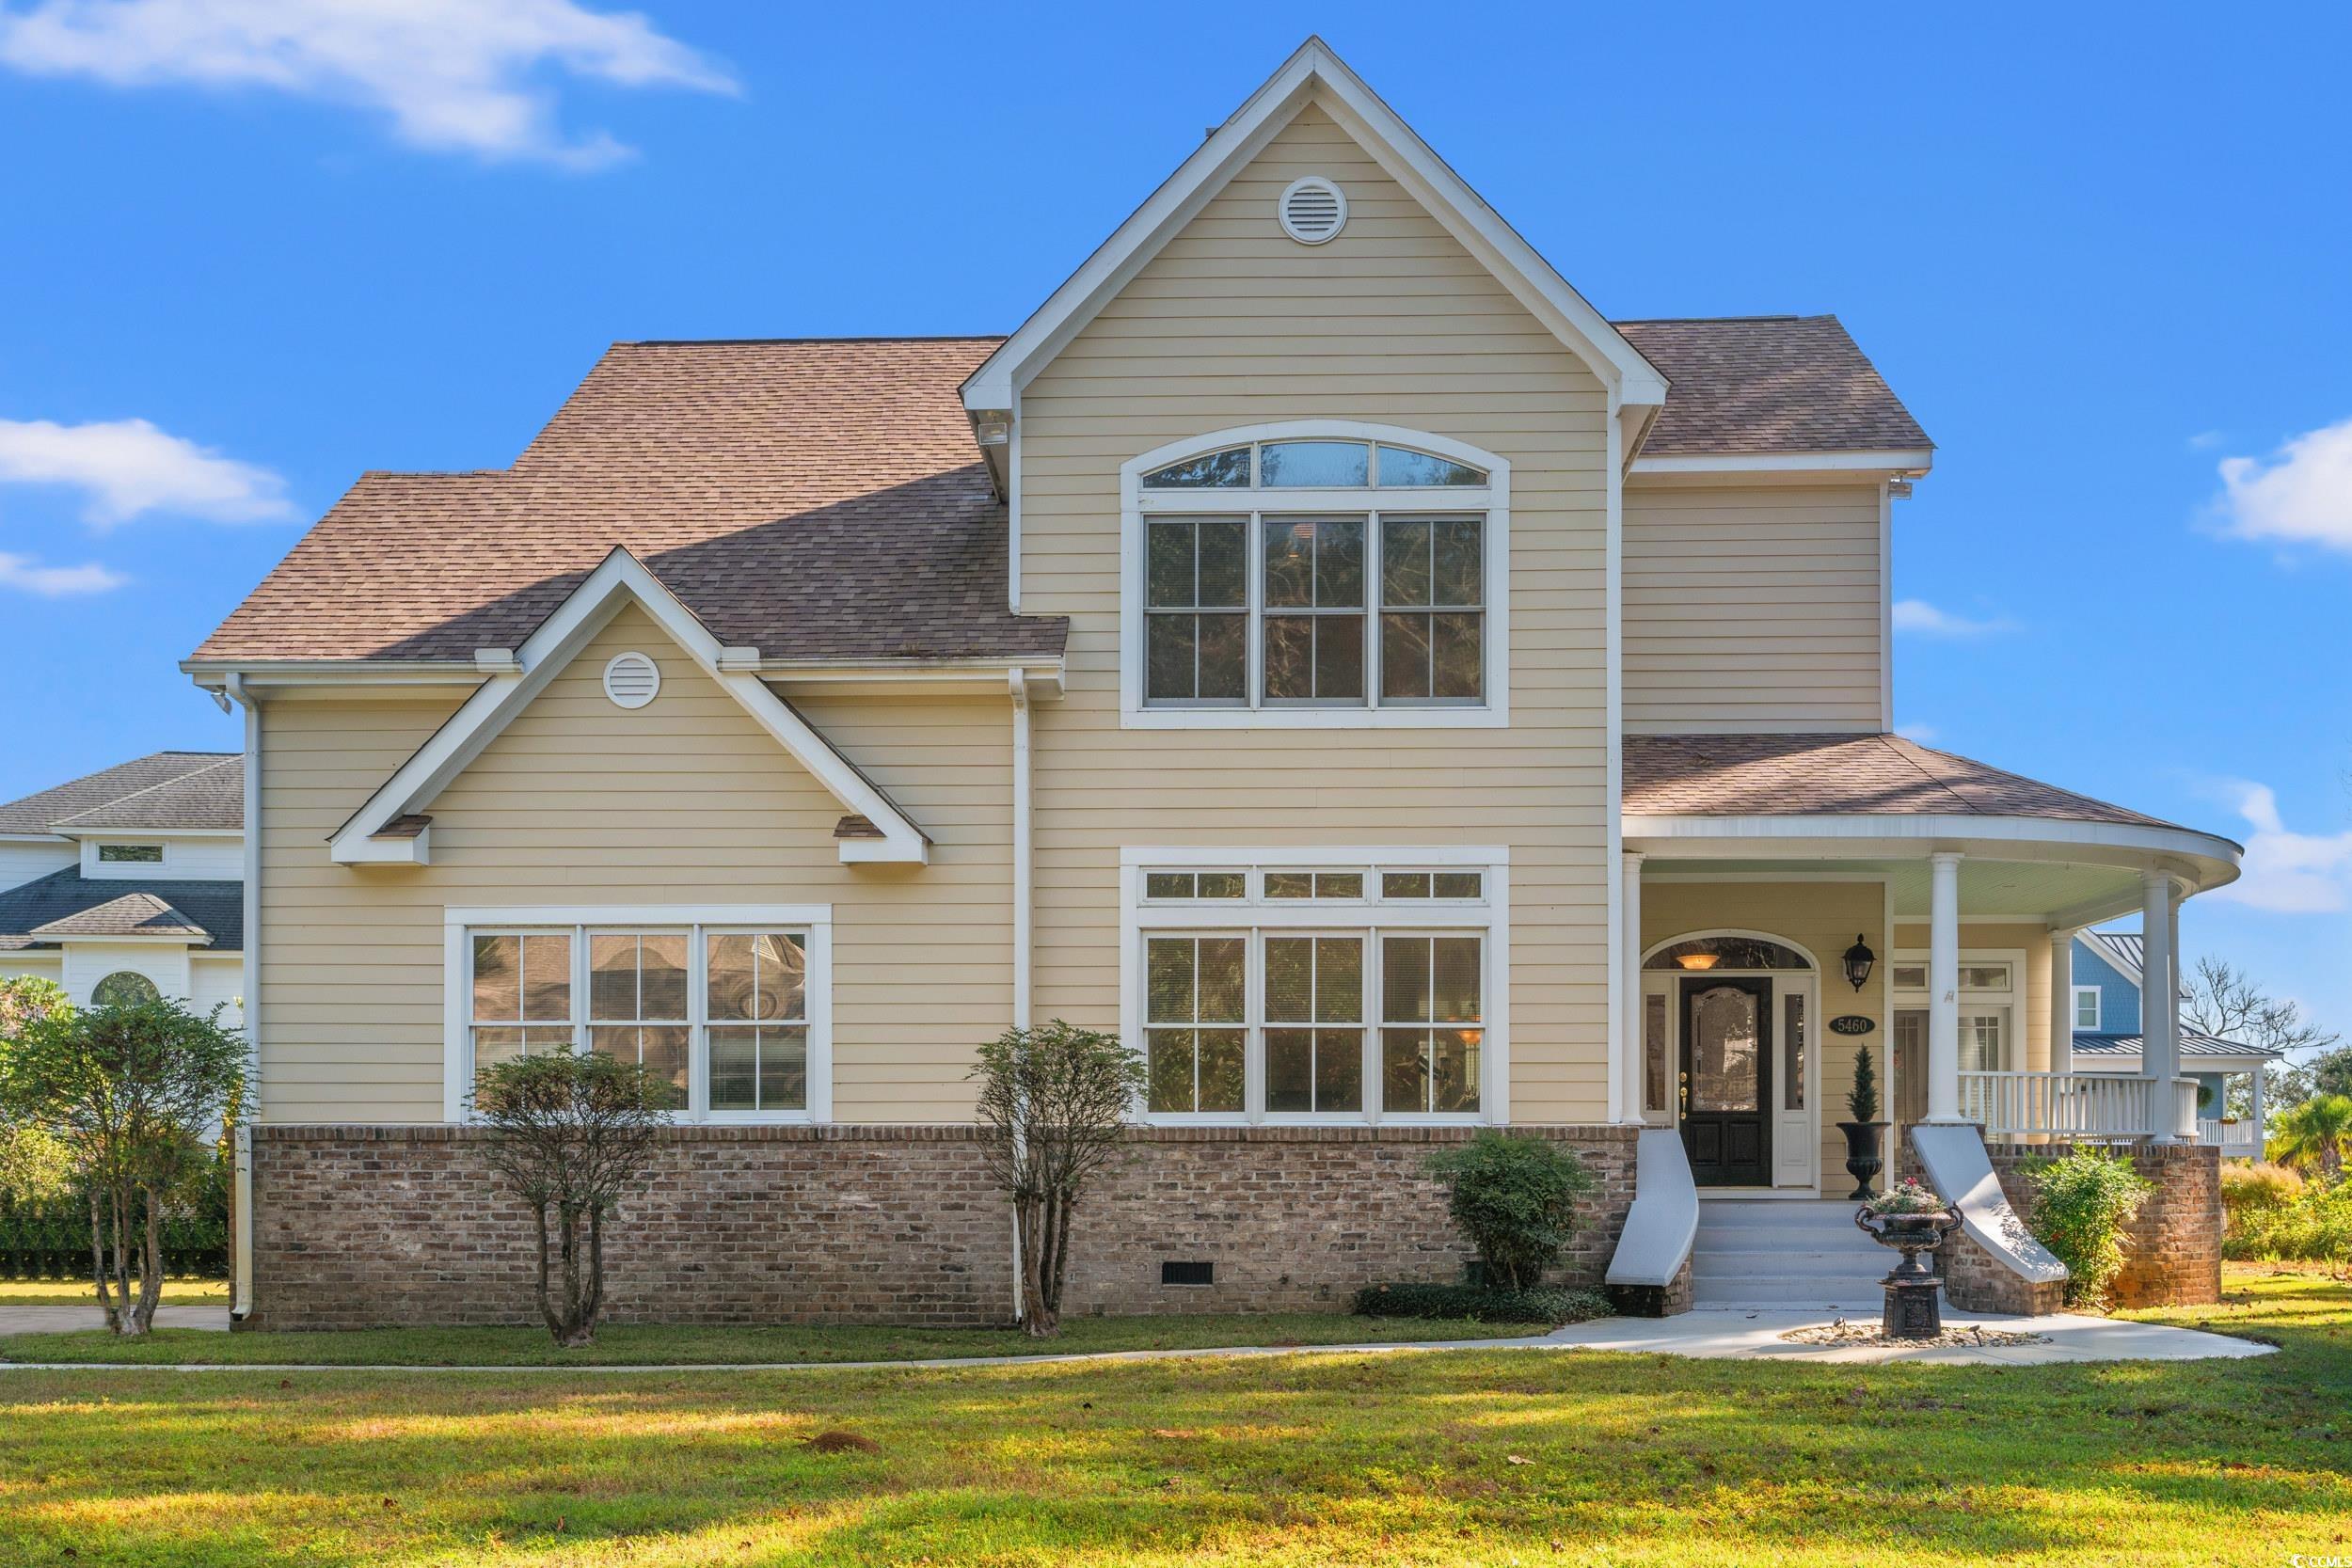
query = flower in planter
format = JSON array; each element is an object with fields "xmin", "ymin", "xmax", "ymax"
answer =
[{"xmin": 1864, "ymin": 1178, "xmax": 1948, "ymax": 1216}]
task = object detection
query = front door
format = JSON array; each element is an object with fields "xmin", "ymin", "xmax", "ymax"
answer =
[{"xmin": 1680, "ymin": 975, "xmax": 1772, "ymax": 1185}]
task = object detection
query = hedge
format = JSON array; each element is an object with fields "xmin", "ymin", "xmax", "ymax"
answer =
[
  {"xmin": 1352, "ymin": 1282, "xmax": 1613, "ymax": 1325},
  {"xmin": 0, "ymin": 1160, "xmax": 230, "ymax": 1280}
]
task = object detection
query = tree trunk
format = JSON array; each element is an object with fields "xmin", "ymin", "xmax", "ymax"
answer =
[
  {"xmin": 88, "ymin": 1185, "xmax": 120, "ymax": 1336},
  {"xmin": 130, "ymin": 1187, "xmax": 166, "ymax": 1336},
  {"xmin": 531, "ymin": 1201, "xmax": 562, "ymax": 1341},
  {"xmin": 1018, "ymin": 1193, "xmax": 1057, "ymax": 1338}
]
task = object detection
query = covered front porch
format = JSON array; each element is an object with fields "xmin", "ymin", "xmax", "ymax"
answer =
[{"xmin": 1615, "ymin": 735, "xmax": 2246, "ymax": 1194}]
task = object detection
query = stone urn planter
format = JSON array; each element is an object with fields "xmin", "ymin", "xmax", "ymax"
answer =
[
  {"xmin": 1836, "ymin": 1120, "xmax": 1887, "ymax": 1201},
  {"xmin": 1854, "ymin": 1192, "xmax": 1963, "ymax": 1338}
]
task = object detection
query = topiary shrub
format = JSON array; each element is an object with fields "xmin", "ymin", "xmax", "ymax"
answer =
[
  {"xmin": 1420, "ymin": 1132, "xmax": 1596, "ymax": 1291},
  {"xmin": 2024, "ymin": 1148, "xmax": 2154, "ymax": 1309},
  {"xmin": 1353, "ymin": 1282, "xmax": 1612, "ymax": 1325}
]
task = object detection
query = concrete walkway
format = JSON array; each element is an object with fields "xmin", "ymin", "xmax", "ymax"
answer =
[
  {"xmin": 1546, "ymin": 1306, "xmax": 2276, "ymax": 1366},
  {"xmin": 0, "ymin": 1303, "xmax": 2269, "ymax": 1371}
]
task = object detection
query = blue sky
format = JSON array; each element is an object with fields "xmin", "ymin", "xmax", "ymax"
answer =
[{"xmin": 0, "ymin": 2, "xmax": 2344, "ymax": 1053}]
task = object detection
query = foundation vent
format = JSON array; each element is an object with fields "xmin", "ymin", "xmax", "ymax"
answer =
[{"xmin": 1160, "ymin": 1259, "xmax": 1215, "ymax": 1287}]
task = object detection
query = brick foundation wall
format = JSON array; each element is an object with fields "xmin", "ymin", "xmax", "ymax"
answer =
[
  {"xmin": 246, "ymin": 1123, "xmax": 1636, "ymax": 1330},
  {"xmin": 1899, "ymin": 1134, "xmax": 2221, "ymax": 1311}
]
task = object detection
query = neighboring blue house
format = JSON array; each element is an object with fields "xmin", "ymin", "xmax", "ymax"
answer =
[{"xmin": 2069, "ymin": 928, "xmax": 2278, "ymax": 1155}]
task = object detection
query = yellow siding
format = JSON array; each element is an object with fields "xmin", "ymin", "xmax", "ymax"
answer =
[
  {"xmin": 1623, "ymin": 482, "xmax": 1883, "ymax": 731},
  {"xmin": 1895, "ymin": 922, "xmax": 2054, "ymax": 1070},
  {"xmin": 256, "ymin": 605, "xmax": 1012, "ymax": 1124},
  {"xmin": 1020, "ymin": 100, "xmax": 1613, "ymax": 1119},
  {"xmin": 1641, "ymin": 879, "xmax": 1888, "ymax": 1195}
]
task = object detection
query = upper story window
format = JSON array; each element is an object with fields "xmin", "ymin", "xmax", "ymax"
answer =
[
  {"xmin": 2074, "ymin": 985, "xmax": 2102, "ymax": 1030},
  {"xmin": 98, "ymin": 844, "xmax": 164, "ymax": 863},
  {"xmin": 1125, "ymin": 425, "xmax": 1508, "ymax": 730}
]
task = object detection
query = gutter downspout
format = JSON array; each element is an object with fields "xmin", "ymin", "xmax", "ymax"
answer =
[
  {"xmin": 1008, "ymin": 669, "xmax": 1033, "ymax": 1323},
  {"xmin": 224, "ymin": 673, "xmax": 261, "ymax": 1323}
]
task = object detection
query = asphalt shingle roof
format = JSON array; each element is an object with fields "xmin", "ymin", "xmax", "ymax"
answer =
[
  {"xmin": 0, "ymin": 752, "xmax": 240, "ymax": 836},
  {"xmin": 1616, "ymin": 316, "xmax": 1931, "ymax": 456},
  {"xmin": 1622, "ymin": 733, "xmax": 2190, "ymax": 832},
  {"xmin": 0, "ymin": 868, "xmax": 242, "ymax": 952},
  {"xmin": 194, "ymin": 317, "xmax": 1934, "ymax": 667}
]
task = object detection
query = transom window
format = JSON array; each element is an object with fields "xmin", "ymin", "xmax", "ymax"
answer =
[
  {"xmin": 1645, "ymin": 936, "xmax": 1814, "ymax": 972},
  {"xmin": 1139, "ymin": 865, "xmax": 1483, "ymax": 904},
  {"xmin": 455, "ymin": 913, "xmax": 827, "ymax": 1121},
  {"xmin": 1127, "ymin": 427, "xmax": 1505, "ymax": 727},
  {"xmin": 1143, "ymin": 440, "xmax": 1486, "ymax": 490},
  {"xmin": 97, "ymin": 844, "xmax": 164, "ymax": 863}
]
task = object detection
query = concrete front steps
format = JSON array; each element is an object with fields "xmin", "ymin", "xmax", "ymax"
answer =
[{"xmin": 1692, "ymin": 1196, "xmax": 1915, "ymax": 1310}]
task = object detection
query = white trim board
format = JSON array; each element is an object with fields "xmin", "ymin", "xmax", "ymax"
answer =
[
  {"xmin": 959, "ymin": 37, "xmax": 1665, "ymax": 418},
  {"xmin": 326, "ymin": 548, "xmax": 928, "ymax": 866}
]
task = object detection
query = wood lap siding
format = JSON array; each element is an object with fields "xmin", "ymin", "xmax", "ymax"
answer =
[
  {"xmin": 1623, "ymin": 483, "xmax": 1883, "ymax": 732},
  {"xmin": 257, "ymin": 606, "xmax": 1012, "ymax": 1124},
  {"xmin": 1021, "ymin": 103, "xmax": 1613, "ymax": 1120}
]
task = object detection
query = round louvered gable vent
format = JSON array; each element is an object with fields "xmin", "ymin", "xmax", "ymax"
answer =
[
  {"xmin": 1278, "ymin": 177, "xmax": 1347, "ymax": 245},
  {"xmin": 602, "ymin": 652, "xmax": 660, "ymax": 709}
]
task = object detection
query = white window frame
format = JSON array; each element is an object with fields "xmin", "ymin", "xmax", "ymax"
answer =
[
  {"xmin": 1120, "ymin": 421, "xmax": 1511, "ymax": 730},
  {"xmin": 1120, "ymin": 846, "xmax": 1509, "ymax": 1126},
  {"xmin": 442, "ymin": 905, "xmax": 833, "ymax": 1124},
  {"xmin": 2073, "ymin": 984, "xmax": 2102, "ymax": 1031},
  {"xmin": 1894, "ymin": 946, "xmax": 2025, "ymax": 1071}
]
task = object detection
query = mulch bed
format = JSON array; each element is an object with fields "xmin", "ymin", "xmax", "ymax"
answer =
[{"xmin": 1778, "ymin": 1320, "xmax": 2052, "ymax": 1349}]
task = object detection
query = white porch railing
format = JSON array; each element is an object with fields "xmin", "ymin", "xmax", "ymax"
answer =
[
  {"xmin": 2198, "ymin": 1117, "xmax": 2263, "ymax": 1157},
  {"xmin": 1959, "ymin": 1071, "xmax": 2153, "ymax": 1140}
]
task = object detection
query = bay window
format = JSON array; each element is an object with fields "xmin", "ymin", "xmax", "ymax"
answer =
[{"xmin": 448, "ymin": 908, "xmax": 829, "ymax": 1121}]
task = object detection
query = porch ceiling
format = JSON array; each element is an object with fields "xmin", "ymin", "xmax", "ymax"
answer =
[{"xmin": 1637, "ymin": 856, "xmax": 2149, "ymax": 926}]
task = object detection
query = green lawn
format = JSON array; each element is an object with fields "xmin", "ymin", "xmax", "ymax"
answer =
[
  {"xmin": 0, "ymin": 1268, "xmax": 2343, "ymax": 1566},
  {"xmin": 0, "ymin": 1277, "xmax": 229, "ymax": 1307},
  {"xmin": 0, "ymin": 1311, "xmax": 1531, "ymax": 1367}
]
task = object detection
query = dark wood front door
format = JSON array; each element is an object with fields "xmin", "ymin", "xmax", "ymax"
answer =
[{"xmin": 1680, "ymin": 976, "xmax": 1772, "ymax": 1185}]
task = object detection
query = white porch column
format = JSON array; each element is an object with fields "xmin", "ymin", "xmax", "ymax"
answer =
[
  {"xmin": 2140, "ymin": 870, "xmax": 2182, "ymax": 1140},
  {"xmin": 2249, "ymin": 1059, "xmax": 2266, "ymax": 1151},
  {"xmin": 2047, "ymin": 927, "xmax": 2076, "ymax": 1076},
  {"xmin": 1619, "ymin": 851, "xmax": 1645, "ymax": 1124},
  {"xmin": 1926, "ymin": 851, "xmax": 1964, "ymax": 1122}
]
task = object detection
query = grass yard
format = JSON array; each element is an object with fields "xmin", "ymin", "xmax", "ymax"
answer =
[
  {"xmin": 0, "ymin": 1311, "xmax": 1532, "ymax": 1367},
  {"xmin": 0, "ymin": 1269, "xmax": 2344, "ymax": 1566},
  {"xmin": 0, "ymin": 1278, "xmax": 229, "ymax": 1307}
]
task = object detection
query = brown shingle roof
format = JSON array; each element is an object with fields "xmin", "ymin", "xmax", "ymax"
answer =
[
  {"xmin": 30, "ymin": 891, "xmax": 212, "ymax": 942},
  {"xmin": 1615, "ymin": 316, "xmax": 1931, "ymax": 456},
  {"xmin": 1622, "ymin": 733, "xmax": 2183, "ymax": 831},
  {"xmin": 194, "ymin": 338, "xmax": 1069, "ymax": 665},
  {"xmin": 0, "ymin": 752, "xmax": 240, "ymax": 836}
]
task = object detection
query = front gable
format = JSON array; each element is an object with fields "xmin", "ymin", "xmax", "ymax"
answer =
[{"xmin": 327, "ymin": 551, "xmax": 929, "ymax": 866}]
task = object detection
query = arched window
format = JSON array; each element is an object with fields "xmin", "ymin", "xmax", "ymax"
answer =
[
  {"xmin": 91, "ymin": 971, "xmax": 162, "ymax": 1007},
  {"xmin": 1645, "ymin": 936, "xmax": 1814, "ymax": 973},
  {"xmin": 1120, "ymin": 422, "xmax": 1509, "ymax": 729}
]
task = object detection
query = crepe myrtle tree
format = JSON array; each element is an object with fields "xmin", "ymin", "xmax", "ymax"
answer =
[
  {"xmin": 972, "ymin": 1021, "xmax": 1148, "ymax": 1338},
  {"xmin": 471, "ymin": 1052, "xmax": 667, "ymax": 1348},
  {"xmin": 0, "ymin": 995, "xmax": 243, "ymax": 1336},
  {"xmin": 0, "ymin": 977, "xmax": 76, "ymax": 1199}
]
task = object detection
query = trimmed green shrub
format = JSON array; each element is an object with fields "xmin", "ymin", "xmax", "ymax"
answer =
[
  {"xmin": 2024, "ymin": 1148, "xmax": 2154, "ymax": 1308},
  {"xmin": 1420, "ymin": 1132, "xmax": 1596, "ymax": 1291},
  {"xmin": 1353, "ymin": 1282, "xmax": 1612, "ymax": 1325}
]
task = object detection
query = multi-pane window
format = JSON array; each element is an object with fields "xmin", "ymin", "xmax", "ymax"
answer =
[
  {"xmin": 1381, "ymin": 870, "xmax": 1483, "ymax": 900},
  {"xmin": 2074, "ymin": 986, "xmax": 2102, "ymax": 1030},
  {"xmin": 1144, "ymin": 869, "xmax": 1247, "ymax": 900},
  {"xmin": 1145, "ymin": 936, "xmax": 1247, "ymax": 1114},
  {"xmin": 97, "ymin": 844, "xmax": 164, "ymax": 863},
  {"xmin": 1136, "ymin": 438, "xmax": 1493, "ymax": 713},
  {"xmin": 1263, "ymin": 936, "xmax": 1365, "ymax": 1113},
  {"xmin": 1145, "ymin": 517, "xmax": 1247, "ymax": 704},
  {"xmin": 707, "ymin": 933, "xmax": 808, "ymax": 1114},
  {"xmin": 462, "ymin": 922, "xmax": 820, "ymax": 1119},
  {"xmin": 588, "ymin": 933, "xmax": 691, "ymax": 1106},
  {"xmin": 1381, "ymin": 934, "xmax": 1484, "ymax": 1115},
  {"xmin": 1380, "ymin": 517, "xmax": 1484, "ymax": 704},
  {"xmin": 469, "ymin": 932, "xmax": 576, "ymax": 1072},
  {"xmin": 1262, "ymin": 517, "xmax": 1365, "ymax": 703},
  {"xmin": 1264, "ymin": 871, "xmax": 1363, "ymax": 899}
]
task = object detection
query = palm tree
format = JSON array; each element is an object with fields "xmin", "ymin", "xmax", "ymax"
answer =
[{"xmin": 2266, "ymin": 1093, "xmax": 2352, "ymax": 1180}]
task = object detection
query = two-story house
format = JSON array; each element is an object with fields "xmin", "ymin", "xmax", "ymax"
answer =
[
  {"xmin": 0, "ymin": 751, "xmax": 246, "ymax": 1023},
  {"xmin": 183, "ymin": 40, "xmax": 2241, "ymax": 1329}
]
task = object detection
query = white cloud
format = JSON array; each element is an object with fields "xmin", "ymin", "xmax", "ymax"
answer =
[
  {"xmin": 2186, "ymin": 430, "xmax": 2227, "ymax": 451},
  {"xmin": 1894, "ymin": 721, "xmax": 1939, "ymax": 743},
  {"xmin": 0, "ymin": 0, "xmax": 736, "ymax": 168},
  {"xmin": 0, "ymin": 417, "xmax": 291, "ymax": 528},
  {"xmin": 2202, "ymin": 779, "xmax": 2352, "ymax": 914},
  {"xmin": 0, "ymin": 551, "xmax": 127, "ymax": 595},
  {"xmin": 1891, "ymin": 598, "xmax": 2015, "ymax": 639},
  {"xmin": 2213, "ymin": 417, "xmax": 2352, "ymax": 554}
]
